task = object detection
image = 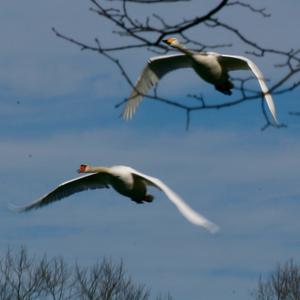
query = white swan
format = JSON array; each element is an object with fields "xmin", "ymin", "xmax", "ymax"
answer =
[
  {"xmin": 122, "ymin": 37, "xmax": 278, "ymax": 124},
  {"xmin": 13, "ymin": 164, "xmax": 219, "ymax": 233}
]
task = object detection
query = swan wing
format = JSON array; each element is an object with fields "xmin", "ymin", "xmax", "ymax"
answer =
[
  {"xmin": 121, "ymin": 54, "xmax": 191, "ymax": 120},
  {"xmin": 218, "ymin": 54, "xmax": 278, "ymax": 124},
  {"xmin": 13, "ymin": 173, "xmax": 111, "ymax": 212},
  {"xmin": 130, "ymin": 168, "xmax": 219, "ymax": 233}
]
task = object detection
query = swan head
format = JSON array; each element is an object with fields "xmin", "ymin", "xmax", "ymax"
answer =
[
  {"xmin": 78, "ymin": 164, "xmax": 88, "ymax": 173},
  {"xmin": 77, "ymin": 164, "xmax": 109, "ymax": 174},
  {"xmin": 162, "ymin": 37, "xmax": 180, "ymax": 47}
]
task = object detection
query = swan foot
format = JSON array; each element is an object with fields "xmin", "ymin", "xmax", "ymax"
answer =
[
  {"xmin": 144, "ymin": 194, "xmax": 154, "ymax": 203},
  {"xmin": 215, "ymin": 81, "xmax": 233, "ymax": 96}
]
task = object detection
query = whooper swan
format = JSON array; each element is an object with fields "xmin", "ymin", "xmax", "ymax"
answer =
[
  {"xmin": 12, "ymin": 164, "xmax": 219, "ymax": 233},
  {"xmin": 122, "ymin": 37, "xmax": 278, "ymax": 124}
]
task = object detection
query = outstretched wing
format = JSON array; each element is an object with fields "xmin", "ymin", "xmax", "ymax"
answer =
[
  {"xmin": 121, "ymin": 54, "xmax": 191, "ymax": 120},
  {"xmin": 130, "ymin": 168, "xmax": 219, "ymax": 233},
  {"xmin": 12, "ymin": 173, "xmax": 111, "ymax": 212},
  {"xmin": 218, "ymin": 54, "xmax": 279, "ymax": 125}
]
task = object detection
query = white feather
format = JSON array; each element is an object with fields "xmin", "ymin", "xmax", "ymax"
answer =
[
  {"xmin": 11, "ymin": 173, "xmax": 110, "ymax": 212},
  {"xmin": 129, "ymin": 167, "xmax": 219, "ymax": 233},
  {"xmin": 217, "ymin": 53, "xmax": 278, "ymax": 124},
  {"xmin": 122, "ymin": 38, "xmax": 279, "ymax": 125},
  {"xmin": 11, "ymin": 165, "xmax": 218, "ymax": 233},
  {"xmin": 122, "ymin": 54, "xmax": 191, "ymax": 120}
]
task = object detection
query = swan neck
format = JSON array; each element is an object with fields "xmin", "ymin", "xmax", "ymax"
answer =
[
  {"xmin": 173, "ymin": 43, "xmax": 193, "ymax": 56},
  {"xmin": 85, "ymin": 166, "xmax": 109, "ymax": 173}
]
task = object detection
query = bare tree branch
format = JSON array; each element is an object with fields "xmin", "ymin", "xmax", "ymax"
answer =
[
  {"xmin": 253, "ymin": 259, "xmax": 300, "ymax": 300},
  {"xmin": 53, "ymin": 0, "xmax": 300, "ymax": 129},
  {"xmin": 107, "ymin": 0, "xmax": 190, "ymax": 3},
  {"xmin": 227, "ymin": 1, "xmax": 271, "ymax": 17},
  {"xmin": 0, "ymin": 247, "xmax": 171, "ymax": 300}
]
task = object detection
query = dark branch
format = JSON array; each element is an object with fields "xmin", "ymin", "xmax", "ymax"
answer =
[
  {"xmin": 106, "ymin": 0, "xmax": 190, "ymax": 2},
  {"xmin": 227, "ymin": 1, "xmax": 271, "ymax": 17},
  {"xmin": 52, "ymin": 0, "xmax": 300, "ymax": 129}
]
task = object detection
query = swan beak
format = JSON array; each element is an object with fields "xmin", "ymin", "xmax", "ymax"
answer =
[{"xmin": 162, "ymin": 37, "xmax": 176, "ymax": 45}]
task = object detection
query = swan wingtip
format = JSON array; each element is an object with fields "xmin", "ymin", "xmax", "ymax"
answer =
[
  {"xmin": 206, "ymin": 222, "xmax": 220, "ymax": 234},
  {"xmin": 8, "ymin": 202, "xmax": 24, "ymax": 213}
]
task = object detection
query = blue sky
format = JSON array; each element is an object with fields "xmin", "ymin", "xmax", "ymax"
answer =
[{"xmin": 1, "ymin": 1, "xmax": 300, "ymax": 299}]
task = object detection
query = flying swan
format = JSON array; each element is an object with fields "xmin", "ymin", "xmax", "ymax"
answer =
[
  {"xmin": 12, "ymin": 164, "xmax": 219, "ymax": 233},
  {"xmin": 122, "ymin": 37, "xmax": 278, "ymax": 124}
]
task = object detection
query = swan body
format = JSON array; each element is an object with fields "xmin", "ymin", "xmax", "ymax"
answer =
[
  {"xmin": 13, "ymin": 164, "xmax": 219, "ymax": 233},
  {"xmin": 122, "ymin": 37, "xmax": 278, "ymax": 124}
]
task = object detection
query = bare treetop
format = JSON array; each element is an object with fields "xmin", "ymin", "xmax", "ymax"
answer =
[
  {"xmin": 53, "ymin": 0, "xmax": 300, "ymax": 129},
  {"xmin": 0, "ymin": 247, "xmax": 171, "ymax": 300},
  {"xmin": 253, "ymin": 259, "xmax": 300, "ymax": 300}
]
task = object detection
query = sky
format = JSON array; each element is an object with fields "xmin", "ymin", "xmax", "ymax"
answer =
[{"xmin": 1, "ymin": 1, "xmax": 300, "ymax": 299}]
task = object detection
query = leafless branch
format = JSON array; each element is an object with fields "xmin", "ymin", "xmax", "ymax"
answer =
[
  {"xmin": 53, "ymin": 0, "xmax": 300, "ymax": 129},
  {"xmin": 253, "ymin": 259, "xmax": 300, "ymax": 300},
  {"xmin": 227, "ymin": 1, "xmax": 271, "ymax": 17},
  {"xmin": 107, "ymin": 0, "xmax": 189, "ymax": 3},
  {"xmin": 0, "ymin": 247, "xmax": 171, "ymax": 300}
]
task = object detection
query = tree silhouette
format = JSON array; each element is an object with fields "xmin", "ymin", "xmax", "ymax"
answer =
[
  {"xmin": 0, "ymin": 247, "xmax": 171, "ymax": 300},
  {"xmin": 53, "ymin": 0, "xmax": 300, "ymax": 129},
  {"xmin": 253, "ymin": 260, "xmax": 300, "ymax": 300}
]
